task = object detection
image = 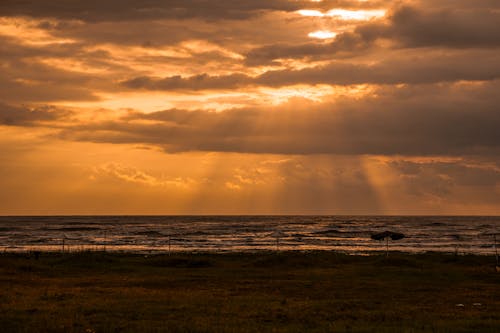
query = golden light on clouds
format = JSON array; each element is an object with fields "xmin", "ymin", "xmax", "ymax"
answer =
[
  {"xmin": 0, "ymin": 17, "xmax": 75, "ymax": 45},
  {"xmin": 326, "ymin": 9, "xmax": 386, "ymax": 20},
  {"xmin": 297, "ymin": 10, "xmax": 324, "ymax": 17},
  {"xmin": 0, "ymin": 0, "xmax": 499, "ymax": 214},
  {"xmin": 308, "ymin": 30, "xmax": 337, "ymax": 39},
  {"xmin": 297, "ymin": 9, "xmax": 386, "ymax": 20},
  {"xmin": 258, "ymin": 84, "xmax": 336, "ymax": 104}
]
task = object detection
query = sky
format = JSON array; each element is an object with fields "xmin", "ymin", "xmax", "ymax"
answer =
[{"xmin": 1, "ymin": 0, "xmax": 499, "ymax": 215}]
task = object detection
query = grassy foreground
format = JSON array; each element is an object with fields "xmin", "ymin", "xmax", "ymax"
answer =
[{"xmin": 0, "ymin": 251, "xmax": 499, "ymax": 333}]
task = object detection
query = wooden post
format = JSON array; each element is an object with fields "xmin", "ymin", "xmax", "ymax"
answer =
[
  {"xmin": 168, "ymin": 235, "xmax": 171, "ymax": 256},
  {"xmin": 495, "ymin": 235, "xmax": 498, "ymax": 266}
]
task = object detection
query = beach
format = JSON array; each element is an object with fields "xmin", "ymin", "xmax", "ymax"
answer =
[{"xmin": 1, "ymin": 251, "xmax": 499, "ymax": 332}]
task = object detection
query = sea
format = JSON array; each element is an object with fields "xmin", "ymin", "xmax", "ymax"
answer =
[{"xmin": 0, "ymin": 216, "xmax": 498, "ymax": 255}]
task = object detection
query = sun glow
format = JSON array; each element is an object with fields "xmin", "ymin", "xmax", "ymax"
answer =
[
  {"xmin": 297, "ymin": 10, "xmax": 324, "ymax": 17},
  {"xmin": 327, "ymin": 9, "xmax": 386, "ymax": 20},
  {"xmin": 298, "ymin": 9, "xmax": 386, "ymax": 20},
  {"xmin": 259, "ymin": 84, "xmax": 335, "ymax": 104},
  {"xmin": 308, "ymin": 30, "xmax": 337, "ymax": 39}
]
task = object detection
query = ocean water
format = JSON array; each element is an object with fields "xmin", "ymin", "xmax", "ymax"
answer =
[{"xmin": 0, "ymin": 216, "xmax": 498, "ymax": 255}]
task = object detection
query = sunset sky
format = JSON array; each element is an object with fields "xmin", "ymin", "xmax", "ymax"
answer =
[{"xmin": 1, "ymin": 0, "xmax": 499, "ymax": 215}]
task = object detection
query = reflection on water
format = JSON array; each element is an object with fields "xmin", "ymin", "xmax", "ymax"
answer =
[{"xmin": 0, "ymin": 216, "xmax": 498, "ymax": 255}]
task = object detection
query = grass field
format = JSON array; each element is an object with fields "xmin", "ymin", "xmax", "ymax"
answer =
[{"xmin": 0, "ymin": 251, "xmax": 499, "ymax": 332}]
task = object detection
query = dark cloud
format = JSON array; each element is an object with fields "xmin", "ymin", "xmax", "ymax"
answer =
[
  {"xmin": 245, "ymin": 3, "xmax": 500, "ymax": 65},
  {"xmin": 54, "ymin": 81, "xmax": 500, "ymax": 156},
  {"xmin": 0, "ymin": 67, "xmax": 101, "ymax": 103},
  {"xmin": 45, "ymin": 20, "xmax": 213, "ymax": 47},
  {"xmin": 416, "ymin": 0, "xmax": 500, "ymax": 11},
  {"xmin": 0, "ymin": 36, "xmax": 118, "ymax": 102},
  {"xmin": 2, "ymin": 0, "xmax": 500, "ymax": 156},
  {"xmin": 0, "ymin": 81, "xmax": 100, "ymax": 103},
  {"xmin": 257, "ymin": 50, "xmax": 500, "ymax": 86},
  {"xmin": 376, "ymin": 5, "xmax": 500, "ymax": 48},
  {"xmin": 123, "ymin": 73, "xmax": 250, "ymax": 91},
  {"xmin": 0, "ymin": 0, "xmax": 308, "ymax": 22},
  {"xmin": 245, "ymin": 32, "xmax": 370, "ymax": 66},
  {"xmin": 122, "ymin": 49, "xmax": 500, "ymax": 90},
  {"xmin": 0, "ymin": 0, "xmax": 394, "ymax": 22},
  {"xmin": 0, "ymin": 103, "xmax": 69, "ymax": 126}
]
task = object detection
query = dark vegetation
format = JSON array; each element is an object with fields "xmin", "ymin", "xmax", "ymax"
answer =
[{"xmin": 0, "ymin": 251, "xmax": 499, "ymax": 332}]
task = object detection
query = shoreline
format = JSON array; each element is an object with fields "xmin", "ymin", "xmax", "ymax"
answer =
[{"xmin": 2, "ymin": 247, "xmax": 497, "ymax": 257}]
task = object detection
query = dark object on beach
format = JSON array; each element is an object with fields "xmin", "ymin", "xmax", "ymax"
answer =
[
  {"xmin": 371, "ymin": 231, "xmax": 405, "ymax": 241},
  {"xmin": 371, "ymin": 231, "xmax": 405, "ymax": 257}
]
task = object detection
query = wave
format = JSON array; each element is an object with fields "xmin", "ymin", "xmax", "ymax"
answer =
[
  {"xmin": 41, "ymin": 227, "xmax": 102, "ymax": 232},
  {"xmin": 0, "ymin": 216, "xmax": 498, "ymax": 254}
]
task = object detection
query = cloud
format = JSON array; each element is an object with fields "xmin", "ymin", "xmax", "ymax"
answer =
[
  {"xmin": 0, "ymin": 1, "xmax": 396, "ymax": 22},
  {"xmin": 0, "ymin": 36, "xmax": 107, "ymax": 102},
  {"xmin": 388, "ymin": 159, "xmax": 500, "ymax": 201},
  {"xmin": 370, "ymin": 4, "xmax": 500, "ymax": 48},
  {"xmin": 1, "ymin": 0, "xmax": 499, "ymax": 214},
  {"xmin": 2, "ymin": 0, "xmax": 500, "ymax": 157},
  {"xmin": 244, "ymin": 31, "xmax": 371, "ymax": 66},
  {"xmin": 0, "ymin": 0, "xmax": 312, "ymax": 22},
  {"xmin": 51, "ymin": 81, "xmax": 500, "ymax": 156},
  {"xmin": 244, "ymin": 2, "xmax": 500, "ymax": 65},
  {"xmin": 122, "ymin": 49, "xmax": 500, "ymax": 90},
  {"xmin": 123, "ymin": 73, "xmax": 250, "ymax": 91},
  {"xmin": 0, "ymin": 103, "xmax": 69, "ymax": 126},
  {"xmin": 91, "ymin": 163, "xmax": 196, "ymax": 189}
]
